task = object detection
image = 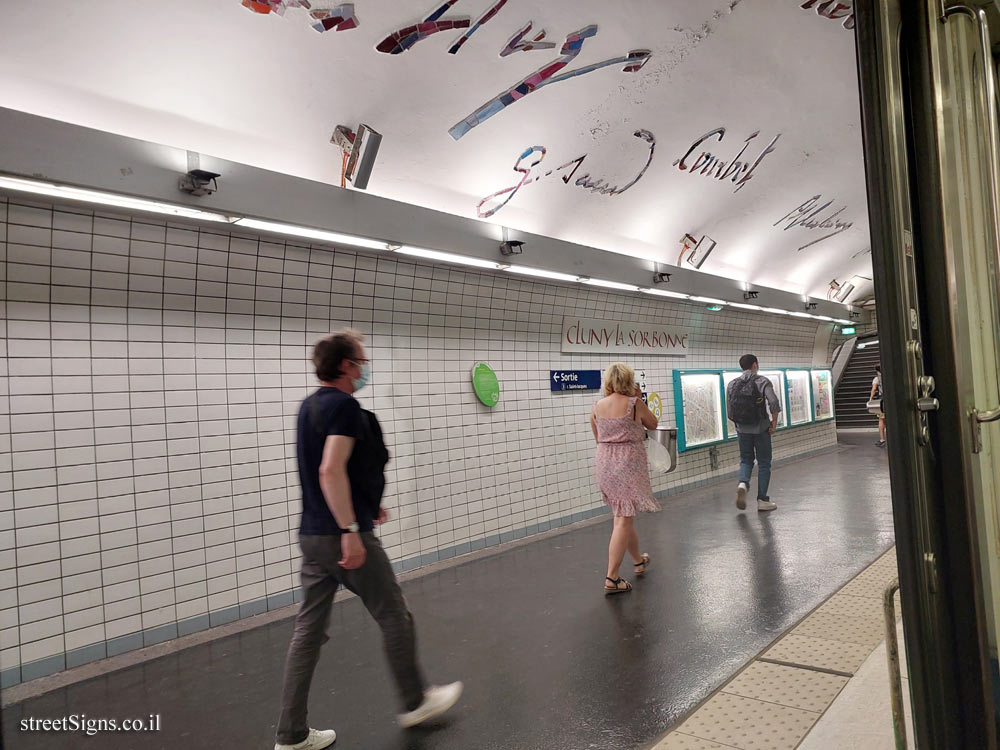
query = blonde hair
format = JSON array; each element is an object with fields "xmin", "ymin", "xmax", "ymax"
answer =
[{"xmin": 603, "ymin": 363, "xmax": 636, "ymax": 396}]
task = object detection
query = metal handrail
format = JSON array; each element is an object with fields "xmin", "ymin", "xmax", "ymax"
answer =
[
  {"xmin": 884, "ymin": 579, "xmax": 908, "ymax": 750},
  {"xmin": 941, "ymin": 5, "xmax": 1000, "ymax": 451}
]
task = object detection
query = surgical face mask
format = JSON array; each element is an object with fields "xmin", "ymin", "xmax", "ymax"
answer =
[{"xmin": 352, "ymin": 362, "xmax": 371, "ymax": 392}]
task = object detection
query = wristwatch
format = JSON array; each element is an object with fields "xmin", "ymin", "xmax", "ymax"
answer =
[{"xmin": 343, "ymin": 522, "xmax": 360, "ymax": 533}]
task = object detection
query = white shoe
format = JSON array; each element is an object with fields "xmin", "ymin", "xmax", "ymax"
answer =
[
  {"xmin": 397, "ymin": 682, "xmax": 463, "ymax": 728},
  {"xmin": 736, "ymin": 483, "xmax": 748, "ymax": 510},
  {"xmin": 757, "ymin": 499, "xmax": 777, "ymax": 512},
  {"xmin": 275, "ymin": 728, "xmax": 336, "ymax": 750}
]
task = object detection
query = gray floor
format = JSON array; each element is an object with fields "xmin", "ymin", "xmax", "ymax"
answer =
[{"xmin": 1, "ymin": 432, "xmax": 894, "ymax": 750}]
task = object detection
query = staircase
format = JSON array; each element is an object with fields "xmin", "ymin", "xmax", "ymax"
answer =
[{"xmin": 835, "ymin": 337, "xmax": 881, "ymax": 427}]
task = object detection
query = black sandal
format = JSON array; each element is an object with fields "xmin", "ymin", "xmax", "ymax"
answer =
[
  {"xmin": 633, "ymin": 553, "xmax": 651, "ymax": 577},
  {"xmin": 604, "ymin": 576, "xmax": 632, "ymax": 595}
]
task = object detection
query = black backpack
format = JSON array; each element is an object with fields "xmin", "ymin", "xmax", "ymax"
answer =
[
  {"xmin": 729, "ymin": 376, "xmax": 768, "ymax": 426},
  {"xmin": 308, "ymin": 394, "xmax": 390, "ymax": 506}
]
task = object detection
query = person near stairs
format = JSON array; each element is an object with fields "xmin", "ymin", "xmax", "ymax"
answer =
[
  {"xmin": 871, "ymin": 365, "xmax": 886, "ymax": 447},
  {"xmin": 726, "ymin": 354, "xmax": 780, "ymax": 513}
]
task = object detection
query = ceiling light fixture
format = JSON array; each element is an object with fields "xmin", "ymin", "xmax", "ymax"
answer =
[
  {"xmin": 731, "ymin": 302, "xmax": 764, "ymax": 311},
  {"xmin": 0, "ymin": 173, "xmax": 237, "ymax": 223},
  {"xmin": 691, "ymin": 296, "xmax": 727, "ymax": 305},
  {"xmin": 394, "ymin": 245, "xmax": 503, "ymax": 269},
  {"xmin": 235, "ymin": 217, "xmax": 388, "ymax": 250},
  {"xmin": 643, "ymin": 289, "xmax": 691, "ymax": 300},
  {"xmin": 506, "ymin": 265, "xmax": 581, "ymax": 282},
  {"xmin": 582, "ymin": 278, "xmax": 641, "ymax": 291},
  {"xmin": 763, "ymin": 307, "xmax": 790, "ymax": 315}
]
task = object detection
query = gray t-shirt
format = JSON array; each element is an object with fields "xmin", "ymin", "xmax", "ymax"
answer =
[{"xmin": 727, "ymin": 371, "xmax": 782, "ymax": 434}]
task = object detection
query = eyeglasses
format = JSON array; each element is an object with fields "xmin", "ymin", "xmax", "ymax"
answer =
[{"xmin": 350, "ymin": 358, "xmax": 369, "ymax": 365}]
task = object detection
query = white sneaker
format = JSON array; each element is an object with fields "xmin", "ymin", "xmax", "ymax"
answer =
[
  {"xmin": 757, "ymin": 499, "xmax": 777, "ymax": 512},
  {"xmin": 736, "ymin": 483, "xmax": 748, "ymax": 510},
  {"xmin": 397, "ymin": 682, "xmax": 464, "ymax": 728},
  {"xmin": 275, "ymin": 728, "xmax": 336, "ymax": 750}
]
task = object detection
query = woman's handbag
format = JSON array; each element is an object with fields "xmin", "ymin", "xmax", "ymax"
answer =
[
  {"xmin": 646, "ymin": 437, "xmax": 672, "ymax": 474},
  {"xmin": 866, "ymin": 398, "xmax": 883, "ymax": 415}
]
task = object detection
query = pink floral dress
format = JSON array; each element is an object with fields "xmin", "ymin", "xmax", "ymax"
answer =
[{"xmin": 594, "ymin": 397, "xmax": 661, "ymax": 517}]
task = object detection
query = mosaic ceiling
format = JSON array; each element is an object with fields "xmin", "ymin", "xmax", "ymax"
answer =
[{"xmin": 0, "ymin": 0, "xmax": 871, "ymax": 302}]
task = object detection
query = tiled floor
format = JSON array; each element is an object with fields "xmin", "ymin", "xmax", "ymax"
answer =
[
  {"xmin": 798, "ymin": 620, "xmax": 913, "ymax": 750},
  {"xmin": 1, "ymin": 432, "xmax": 894, "ymax": 750},
  {"xmin": 653, "ymin": 547, "xmax": 902, "ymax": 750}
]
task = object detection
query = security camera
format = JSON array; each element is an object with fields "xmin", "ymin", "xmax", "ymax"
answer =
[
  {"xmin": 500, "ymin": 240, "xmax": 524, "ymax": 256},
  {"xmin": 652, "ymin": 272, "xmax": 671, "ymax": 284},
  {"xmin": 178, "ymin": 169, "xmax": 220, "ymax": 197}
]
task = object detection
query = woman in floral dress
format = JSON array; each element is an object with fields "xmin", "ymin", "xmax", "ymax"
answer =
[{"xmin": 590, "ymin": 363, "xmax": 661, "ymax": 595}]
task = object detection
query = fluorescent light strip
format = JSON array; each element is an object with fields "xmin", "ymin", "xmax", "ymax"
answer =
[
  {"xmin": 0, "ymin": 177, "xmax": 844, "ymax": 316},
  {"xmin": 395, "ymin": 245, "xmax": 501, "ymax": 269},
  {"xmin": 643, "ymin": 289, "xmax": 690, "ymax": 299},
  {"xmin": 235, "ymin": 217, "xmax": 388, "ymax": 251},
  {"xmin": 0, "ymin": 174, "xmax": 236, "ymax": 223},
  {"xmin": 506, "ymin": 265, "xmax": 581, "ymax": 282},
  {"xmin": 582, "ymin": 278, "xmax": 641, "ymax": 291}
]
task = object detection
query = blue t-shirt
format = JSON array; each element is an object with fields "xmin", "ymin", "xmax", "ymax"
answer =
[{"xmin": 297, "ymin": 387, "xmax": 383, "ymax": 535}]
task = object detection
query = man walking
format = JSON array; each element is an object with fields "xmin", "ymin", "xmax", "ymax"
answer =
[
  {"xmin": 726, "ymin": 354, "xmax": 781, "ymax": 513},
  {"xmin": 275, "ymin": 329, "xmax": 462, "ymax": 750}
]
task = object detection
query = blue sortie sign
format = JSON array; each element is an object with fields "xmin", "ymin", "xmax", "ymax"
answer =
[{"xmin": 551, "ymin": 370, "xmax": 602, "ymax": 392}]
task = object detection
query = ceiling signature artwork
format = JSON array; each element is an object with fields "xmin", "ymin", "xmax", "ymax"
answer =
[
  {"xmin": 476, "ymin": 130, "xmax": 656, "ymax": 218},
  {"xmin": 448, "ymin": 0, "xmax": 509, "ymax": 54},
  {"xmin": 449, "ymin": 26, "xmax": 651, "ymax": 140},
  {"xmin": 500, "ymin": 21, "xmax": 556, "ymax": 57},
  {"xmin": 7, "ymin": 0, "xmax": 874, "ymax": 300},
  {"xmin": 377, "ymin": 1, "xmax": 475, "ymax": 55},
  {"xmin": 799, "ymin": 0, "xmax": 854, "ymax": 30},
  {"xmin": 671, "ymin": 128, "xmax": 781, "ymax": 193},
  {"xmin": 775, "ymin": 195, "xmax": 854, "ymax": 250},
  {"xmin": 241, "ymin": 0, "xmax": 312, "ymax": 15},
  {"xmin": 310, "ymin": 5, "xmax": 358, "ymax": 33}
]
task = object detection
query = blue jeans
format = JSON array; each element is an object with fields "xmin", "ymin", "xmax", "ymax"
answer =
[{"xmin": 738, "ymin": 431, "xmax": 772, "ymax": 499}]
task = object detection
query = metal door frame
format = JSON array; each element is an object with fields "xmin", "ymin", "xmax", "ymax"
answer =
[{"xmin": 854, "ymin": 0, "xmax": 997, "ymax": 746}]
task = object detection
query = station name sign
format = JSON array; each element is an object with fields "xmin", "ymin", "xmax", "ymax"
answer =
[{"xmin": 561, "ymin": 316, "xmax": 690, "ymax": 356}]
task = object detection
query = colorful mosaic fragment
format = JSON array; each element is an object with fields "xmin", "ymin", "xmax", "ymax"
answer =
[
  {"xmin": 448, "ymin": 0, "xmax": 509, "ymax": 54},
  {"xmin": 499, "ymin": 22, "xmax": 555, "ymax": 57},
  {"xmin": 241, "ymin": 0, "xmax": 310, "ymax": 15},
  {"xmin": 449, "ymin": 27, "xmax": 652, "ymax": 140},
  {"xmin": 377, "ymin": 1, "xmax": 471, "ymax": 54},
  {"xmin": 309, "ymin": 4, "xmax": 357, "ymax": 32}
]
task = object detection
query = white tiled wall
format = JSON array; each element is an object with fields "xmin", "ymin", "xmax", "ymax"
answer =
[{"xmin": 0, "ymin": 195, "xmax": 837, "ymax": 685}]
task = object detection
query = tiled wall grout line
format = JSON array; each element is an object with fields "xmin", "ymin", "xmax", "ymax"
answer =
[{"xmin": 0, "ymin": 194, "xmax": 841, "ymax": 688}]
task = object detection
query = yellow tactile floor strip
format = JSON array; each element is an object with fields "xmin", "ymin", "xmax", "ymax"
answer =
[{"xmin": 650, "ymin": 547, "xmax": 900, "ymax": 750}]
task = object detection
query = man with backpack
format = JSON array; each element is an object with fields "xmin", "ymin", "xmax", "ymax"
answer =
[
  {"xmin": 275, "ymin": 329, "xmax": 462, "ymax": 750},
  {"xmin": 726, "ymin": 354, "xmax": 781, "ymax": 512}
]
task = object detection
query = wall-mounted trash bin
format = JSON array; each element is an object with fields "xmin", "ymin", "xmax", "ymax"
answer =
[{"xmin": 648, "ymin": 426, "xmax": 678, "ymax": 473}]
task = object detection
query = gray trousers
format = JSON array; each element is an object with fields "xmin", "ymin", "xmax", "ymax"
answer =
[{"xmin": 275, "ymin": 533, "xmax": 426, "ymax": 745}]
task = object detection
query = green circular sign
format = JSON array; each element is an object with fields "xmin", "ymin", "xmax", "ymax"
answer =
[{"xmin": 472, "ymin": 362, "xmax": 500, "ymax": 407}]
